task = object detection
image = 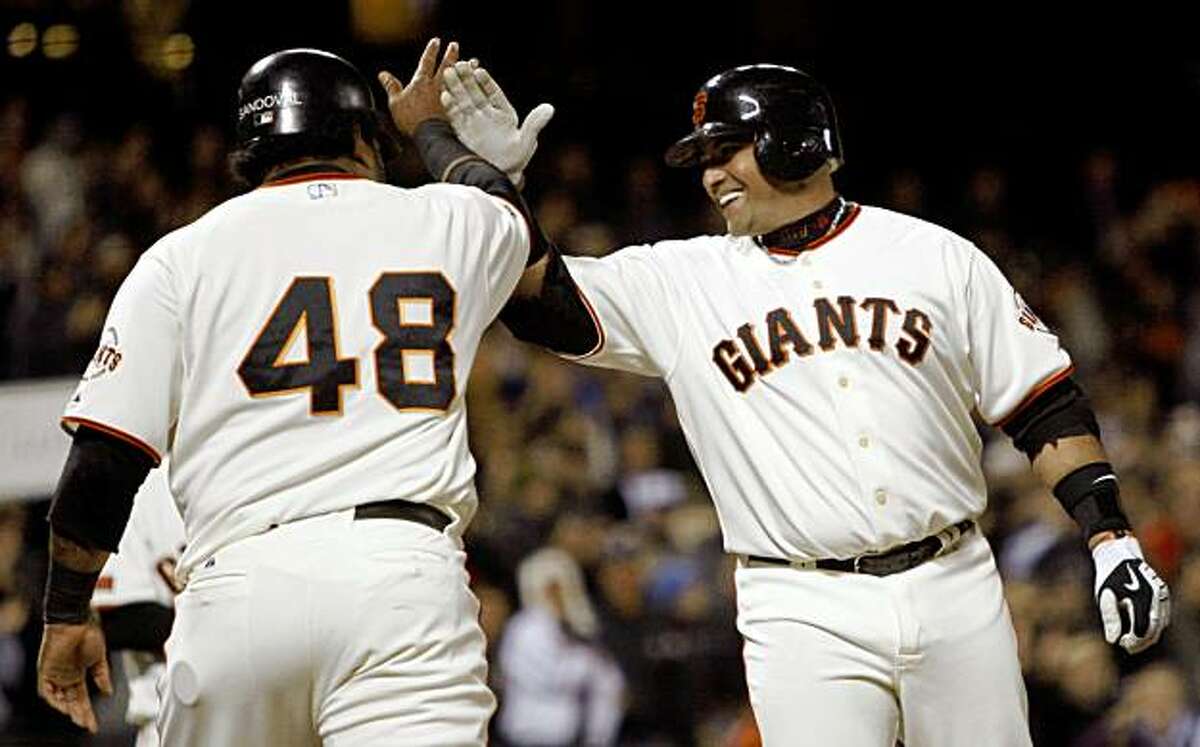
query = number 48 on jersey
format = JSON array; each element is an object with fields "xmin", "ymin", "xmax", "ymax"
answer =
[{"xmin": 238, "ymin": 273, "xmax": 456, "ymax": 415}]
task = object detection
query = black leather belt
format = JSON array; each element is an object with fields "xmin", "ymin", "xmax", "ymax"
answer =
[
  {"xmin": 354, "ymin": 499, "xmax": 451, "ymax": 532},
  {"xmin": 746, "ymin": 519, "xmax": 975, "ymax": 577}
]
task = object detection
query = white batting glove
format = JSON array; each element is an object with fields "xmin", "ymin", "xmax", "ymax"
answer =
[
  {"xmin": 1092, "ymin": 535, "xmax": 1170, "ymax": 654},
  {"xmin": 441, "ymin": 61, "xmax": 554, "ymax": 187}
]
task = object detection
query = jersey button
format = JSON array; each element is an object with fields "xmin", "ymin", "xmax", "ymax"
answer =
[
  {"xmin": 874, "ymin": 489, "xmax": 888, "ymax": 505},
  {"xmin": 801, "ymin": 256, "xmax": 812, "ymax": 267},
  {"xmin": 813, "ymin": 280, "xmax": 823, "ymax": 290},
  {"xmin": 838, "ymin": 376, "xmax": 849, "ymax": 388},
  {"xmin": 858, "ymin": 435, "xmax": 870, "ymax": 448}
]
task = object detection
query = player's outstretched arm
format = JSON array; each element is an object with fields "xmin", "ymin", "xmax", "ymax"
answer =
[
  {"xmin": 435, "ymin": 60, "xmax": 600, "ymax": 356},
  {"xmin": 1008, "ymin": 387, "xmax": 1170, "ymax": 654},
  {"xmin": 379, "ymin": 43, "xmax": 599, "ymax": 356}
]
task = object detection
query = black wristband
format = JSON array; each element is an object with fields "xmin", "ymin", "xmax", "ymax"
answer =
[
  {"xmin": 1052, "ymin": 462, "xmax": 1132, "ymax": 539},
  {"xmin": 43, "ymin": 562, "xmax": 100, "ymax": 624},
  {"xmin": 412, "ymin": 120, "xmax": 480, "ymax": 182}
]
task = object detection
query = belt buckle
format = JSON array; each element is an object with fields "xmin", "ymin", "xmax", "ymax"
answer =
[{"xmin": 852, "ymin": 555, "xmax": 865, "ymax": 573}]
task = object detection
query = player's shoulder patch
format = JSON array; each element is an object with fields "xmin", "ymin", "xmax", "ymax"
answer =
[{"xmin": 1013, "ymin": 290, "xmax": 1053, "ymax": 335}]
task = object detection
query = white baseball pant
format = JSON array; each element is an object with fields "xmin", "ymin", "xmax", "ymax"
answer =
[
  {"xmin": 158, "ymin": 508, "xmax": 494, "ymax": 746},
  {"xmin": 736, "ymin": 530, "xmax": 1031, "ymax": 746}
]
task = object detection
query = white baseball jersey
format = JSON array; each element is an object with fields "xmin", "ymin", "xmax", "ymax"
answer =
[
  {"xmin": 563, "ymin": 203, "xmax": 1071, "ymax": 561},
  {"xmin": 64, "ymin": 172, "xmax": 529, "ymax": 583}
]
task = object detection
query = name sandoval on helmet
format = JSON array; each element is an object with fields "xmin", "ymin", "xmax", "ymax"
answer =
[{"xmin": 238, "ymin": 90, "xmax": 304, "ymax": 120}]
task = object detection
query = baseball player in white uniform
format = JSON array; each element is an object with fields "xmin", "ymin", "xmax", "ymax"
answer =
[
  {"xmin": 37, "ymin": 40, "xmax": 541, "ymax": 746},
  {"xmin": 91, "ymin": 464, "xmax": 184, "ymax": 747},
  {"xmin": 438, "ymin": 62, "xmax": 1172, "ymax": 745}
]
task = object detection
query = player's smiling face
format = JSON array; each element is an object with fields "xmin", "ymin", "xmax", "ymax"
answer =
[{"xmin": 702, "ymin": 142, "xmax": 797, "ymax": 236}]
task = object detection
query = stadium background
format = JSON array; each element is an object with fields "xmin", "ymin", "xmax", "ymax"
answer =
[{"xmin": 1, "ymin": 1, "xmax": 1199, "ymax": 744}]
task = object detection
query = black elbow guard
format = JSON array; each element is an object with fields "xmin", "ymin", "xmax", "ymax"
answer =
[
  {"xmin": 48, "ymin": 427, "xmax": 155, "ymax": 553},
  {"xmin": 500, "ymin": 247, "xmax": 601, "ymax": 356},
  {"xmin": 1002, "ymin": 378, "xmax": 1100, "ymax": 459}
]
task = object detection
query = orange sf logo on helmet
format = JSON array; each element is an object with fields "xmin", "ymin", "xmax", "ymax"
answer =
[{"xmin": 692, "ymin": 91, "xmax": 708, "ymax": 126}]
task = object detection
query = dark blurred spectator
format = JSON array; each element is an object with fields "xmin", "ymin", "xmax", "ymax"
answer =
[
  {"xmin": 175, "ymin": 125, "xmax": 232, "ymax": 225},
  {"xmin": 883, "ymin": 168, "xmax": 927, "ymax": 217},
  {"xmin": 1167, "ymin": 552, "xmax": 1200, "ymax": 697},
  {"xmin": 20, "ymin": 114, "xmax": 84, "ymax": 251},
  {"xmin": 475, "ymin": 579, "xmax": 514, "ymax": 662},
  {"xmin": 1043, "ymin": 264, "xmax": 1112, "ymax": 377},
  {"xmin": 553, "ymin": 143, "xmax": 596, "ymax": 207},
  {"xmin": 0, "ymin": 506, "xmax": 30, "ymax": 732},
  {"xmin": 536, "ymin": 190, "xmax": 582, "ymax": 246},
  {"xmin": 997, "ymin": 479, "xmax": 1086, "ymax": 582},
  {"xmin": 620, "ymin": 156, "xmax": 676, "ymax": 244},
  {"xmin": 1027, "ymin": 634, "xmax": 1119, "ymax": 746},
  {"xmin": 615, "ymin": 425, "xmax": 687, "ymax": 523},
  {"xmin": 962, "ymin": 166, "xmax": 1012, "ymax": 243},
  {"xmin": 496, "ymin": 548, "xmax": 625, "ymax": 747},
  {"xmin": 592, "ymin": 528, "xmax": 665, "ymax": 743},
  {"xmin": 1077, "ymin": 662, "xmax": 1200, "ymax": 746}
]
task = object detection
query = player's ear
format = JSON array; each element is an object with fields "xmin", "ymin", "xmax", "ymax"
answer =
[{"xmin": 350, "ymin": 124, "xmax": 379, "ymax": 172}]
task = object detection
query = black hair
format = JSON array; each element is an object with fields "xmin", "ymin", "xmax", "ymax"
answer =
[{"xmin": 228, "ymin": 112, "xmax": 383, "ymax": 187}]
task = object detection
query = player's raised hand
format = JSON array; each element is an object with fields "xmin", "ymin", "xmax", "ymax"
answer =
[
  {"xmin": 37, "ymin": 621, "xmax": 113, "ymax": 733},
  {"xmin": 442, "ymin": 61, "xmax": 554, "ymax": 187},
  {"xmin": 1092, "ymin": 535, "xmax": 1171, "ymax": 654},
  {"xmin": 378, "ymin": 38, "xmax": 460, "ymax": 135}
]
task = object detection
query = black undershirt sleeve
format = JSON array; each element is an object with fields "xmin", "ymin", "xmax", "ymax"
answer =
[
  {"xmin": 99, "ymin": 602, "xmax": 174, "ymax": 652},
  {"xmin": 1000, "ymin": 378, "xmax": 1100, "ymax": 460},
  {"xmin": 47, "ymin": 426, "xmax": 154, "ymax": 553}
]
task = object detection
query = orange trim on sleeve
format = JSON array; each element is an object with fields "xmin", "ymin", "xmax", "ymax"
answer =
[
  {"xmin": 62, "ymin": 417, "xmax": 162, "ymax": 466},
  {"xmin": 993, "ymin": 364, "xmax": 1076, "ymax": 428},
  {"xmin": 562, "ymin": 282, "xmax": 606, "ymax": 361}
]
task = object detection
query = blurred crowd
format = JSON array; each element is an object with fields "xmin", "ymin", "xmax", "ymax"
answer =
[{"xmin": 2, "ymin": 93, "xmax": 1200, "ymax": 746}]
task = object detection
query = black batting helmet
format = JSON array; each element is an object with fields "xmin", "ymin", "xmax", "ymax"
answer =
[
  {"xmin": 236, "ymin": 48, "xmax": 376, "ymax": 149},
  {"xmin": 664, "ymin": 64, "xmax": 843, "ymax": 182},
  {"xmin": 231, "ymin": 48, "xmax": 400, "ymax": 185}
]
